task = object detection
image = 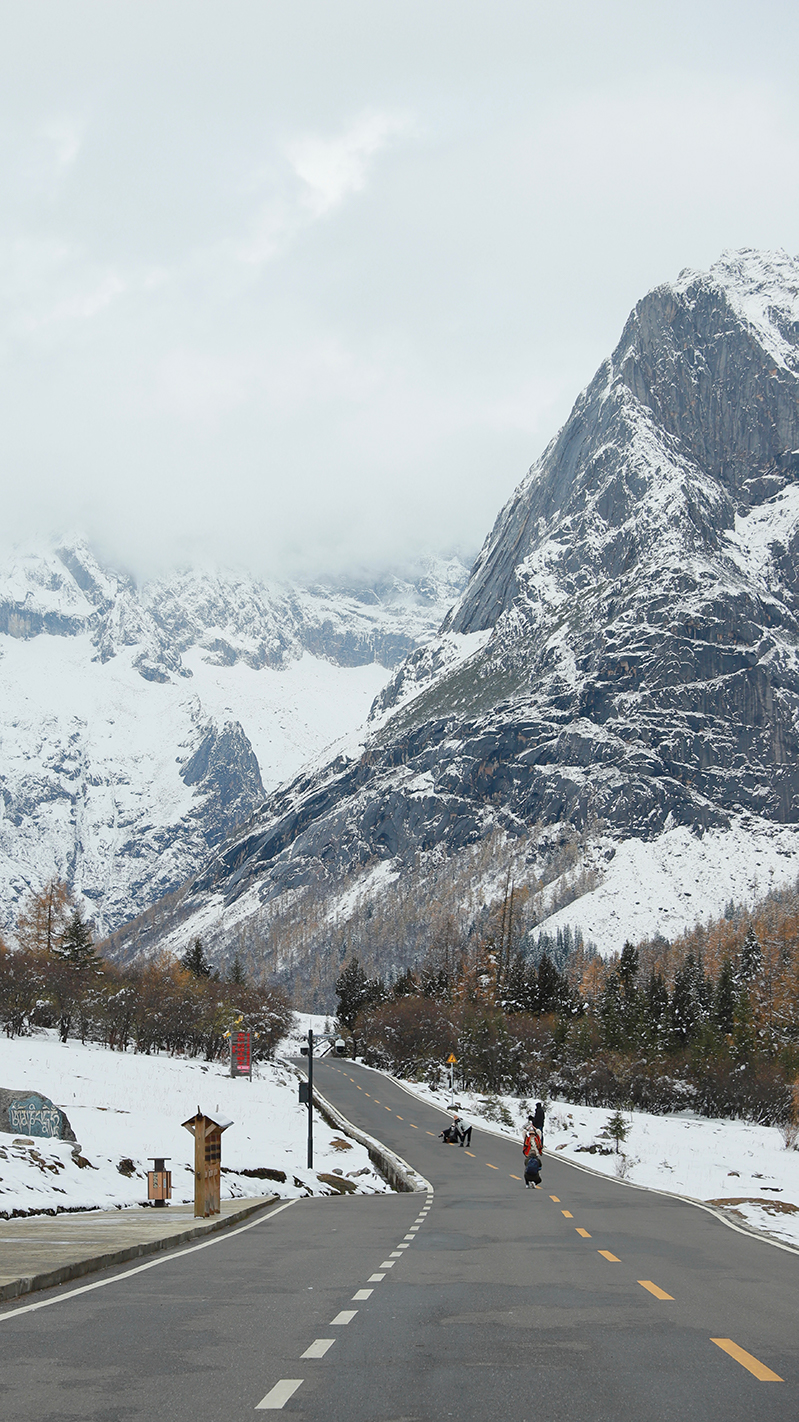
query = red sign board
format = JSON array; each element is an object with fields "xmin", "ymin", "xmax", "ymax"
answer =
[{"xmin": 231, "ymin": 1031, "xmax": 251, "ymax": 1078}]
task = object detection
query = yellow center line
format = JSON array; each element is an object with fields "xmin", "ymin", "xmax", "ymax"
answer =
[
  {"xmin": 711, "ymin": 1339, "xmax": 783, "ymax": 1382},
  {"xmin": 410, "ymin": 1124, "xmax": 418, "ymax": 1129},
  {"xmin": 561, "ymin": 1210, "xmax": 573, "ymax": 1218},
  {"xmin": 550, "ymin": 1195, "xmax": 560, "ymax": 1202},
  {"xmin": 396, "ymin": 1116, "xmax": 403, "ymax": 1120},
  {"xmin": 576, "ymin": 1228, "xmax": 591, "ymax": 1238},
  {"xmin": 356, "ymin": 1086, "xmax": 362, "ymax": 1090},
  {"xmin": 510, "ymin": 1173, "xmax": 522, "ymax": 1180},
  {"xmin": 365, "ymin": 1093, "xmax": 371, "ymax": 1098},
  {"xmin": 639, "ymin": 1280, "xmax": 673, "ymax": 1300},
  {"xmin": 598, "ymin": 1250, "xmax": 620, "ymax": 1263},
  {"xmin": 373, "ymin": 1100, "xmax": 380, "ymax": 1104},
  {"xmin": 464, "ymin": 1150, "xmax": 475, "ymax": 1157},
  {"xmin": 486, "ymin": 1163, "xmax": 499, "ymax": 1170},
  {"xmin": 385, "ymin": 1106, "xmax": 391, "ymax": 1111},
  {"xmin": 426, "ymin": 1131, "xmax": 435, "ymax": 1136}
]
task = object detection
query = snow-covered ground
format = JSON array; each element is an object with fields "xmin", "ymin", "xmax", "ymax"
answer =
[
  {"xmin": 0, "ymin": 1031, "xmax": 388, "ymax": 1217},
  {"xmin": 532, "ymin": 816, "xmax": 799, "ymax": 955},
  {"xmin": 393, "ymin": 1078, "xmax": 799, "ymax": 1250}
]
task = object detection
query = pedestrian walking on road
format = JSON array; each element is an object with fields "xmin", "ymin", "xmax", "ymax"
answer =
[
  {"xmin": 523, "ymin": 1124, "xmax": 543, "ymax": 1187},
  {"xmin": 533, "ymin": 1100, "xmax": 545, "ymax": 1142}
]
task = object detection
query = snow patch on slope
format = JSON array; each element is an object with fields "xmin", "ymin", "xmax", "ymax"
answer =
[{"xmin": 533, "ymin": 817, "xmax": 799, "ymax": 954}]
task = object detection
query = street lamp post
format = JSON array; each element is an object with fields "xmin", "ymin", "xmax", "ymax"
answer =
[{"xmin": 299, "ymin": 1028, "xmax": 346, "ymax": 1169}]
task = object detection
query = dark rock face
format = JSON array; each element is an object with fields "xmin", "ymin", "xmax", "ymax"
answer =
[
  {"xmin": 181, "ymin": 721, "xmax": 265, "ymax": 847},
  {"xmin": 175, "ymin": 249, "xmax": 799, "ymax": 923}
]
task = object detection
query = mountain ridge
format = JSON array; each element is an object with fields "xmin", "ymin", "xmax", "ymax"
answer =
[{"xmin": 109, "ymin": 247, "xmax": 799, "ymax": 988}]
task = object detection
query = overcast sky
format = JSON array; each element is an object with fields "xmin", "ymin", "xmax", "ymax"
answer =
[{"xmin": 1, "ymin": 1, "xmax": 798, "ymax": 582}]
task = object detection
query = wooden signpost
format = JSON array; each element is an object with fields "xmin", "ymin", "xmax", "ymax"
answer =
[{"xmin": 182, "ymin": 1108, "xmax": 233, "ymax": 1218}]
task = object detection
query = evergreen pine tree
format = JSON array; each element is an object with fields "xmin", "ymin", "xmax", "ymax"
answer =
[
  {"xmin": 228, "ymin": 954, "xmax": 247, "ymax": 986},
  {"xmin": 714, "ymin": 957, "xmax": 737, "ymax": 1035},
  {"xmin": 55, "ymin": 907, "xmax": 97, "ymax": 969},
  {"xmin": 739, "ymin": 926, "xmax": 763, "ymax": 983},
  {"xmin": 181, "ymin": 937, "xmax": 213, "ymax": 978}
]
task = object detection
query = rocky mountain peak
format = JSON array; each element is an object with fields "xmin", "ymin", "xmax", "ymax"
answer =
[{"xmin": 125, "ymin": 250, "xmax": 799, "ymax": 987}]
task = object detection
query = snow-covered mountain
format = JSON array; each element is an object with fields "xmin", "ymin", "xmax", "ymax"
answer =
[
  {"xmin": 0, "ymin": 543, "xmax": 469, "ymax": 935},
  {"xmin": 122, "ymin": 248, "xmax": 799, "ymax": 978}
]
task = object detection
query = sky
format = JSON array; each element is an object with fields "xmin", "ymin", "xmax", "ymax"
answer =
[{"xmin": 1, "ymin": 0, "xmax": 798, "ymax": 582}]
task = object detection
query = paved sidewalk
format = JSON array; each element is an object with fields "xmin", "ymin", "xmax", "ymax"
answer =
[{"xmin": 0, "ymin": 1195, "xmax": 277, "ymax": 1303}]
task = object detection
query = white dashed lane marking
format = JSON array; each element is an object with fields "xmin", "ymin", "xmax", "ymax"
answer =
[
  {"xmin": 256, "ymin": 1379, "xmax": 303, "ymax": 1410},
  {"xmin": 352, "ymin": 1289, "xmax": 373, "ymax": 1300},
  {"xmin": 300, "ymin": 1339, "xmax": 335, "ymax": 1359},
  {"xmin": 331, "ymin": 1310, "xmax": 358, "ymax": 1325},
  {"xmin": 369, "ymin": 1273, "xmax": 385, "ymax": 1282}
]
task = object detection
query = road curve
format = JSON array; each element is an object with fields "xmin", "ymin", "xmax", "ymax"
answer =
[{"xmin": 0, "ymin": 1058, "xmax": 797, "ymax": 1420}]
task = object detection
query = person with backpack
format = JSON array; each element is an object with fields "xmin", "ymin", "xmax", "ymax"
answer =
[{"xmin": 522, "ymin": 1122, "xmax": 543, "ymax": 1187}]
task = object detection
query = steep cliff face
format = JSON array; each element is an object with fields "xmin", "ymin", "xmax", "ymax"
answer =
[{"xmin": 152, "ymin": 249, "xmax": 799, "ymax": 963}]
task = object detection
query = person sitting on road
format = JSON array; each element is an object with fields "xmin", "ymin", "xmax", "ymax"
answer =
[
  {"xmin": 439, "ymin": 1123, "xmax": 459, "ymax": 1144},
  {"xmin": 453, "ymin": 1114, "xmax": 472, "ymax": 1148}
]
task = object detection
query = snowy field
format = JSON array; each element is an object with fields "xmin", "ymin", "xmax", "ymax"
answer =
[
  {"xmin": 392, "ymin": 1077, "xmax": 799, "ymax": 1251},
  {"xmin": 0, "ymin": 1031, "xmax": 388, "ymax": 1217}
]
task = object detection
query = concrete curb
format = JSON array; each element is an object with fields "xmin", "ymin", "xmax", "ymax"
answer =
[
  {"xmin": 0, "ymin": 1196, "xmax": 279, "ymax": 1305},
  {"xmin": 281, "ymin": 1059, "xmax": 431, "ymax": 1195}
]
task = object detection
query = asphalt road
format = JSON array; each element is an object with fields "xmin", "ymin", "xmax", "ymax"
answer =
[{"xmin": 1, "ymin": 1059, "xmax": 797, "ymax": 1421}]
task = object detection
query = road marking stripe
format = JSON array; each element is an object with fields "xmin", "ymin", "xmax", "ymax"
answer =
[
  {"xmin": 352, "ymin": 1289, "xmax": 372, "ymax": 1300},
  {"xmin": 598, "ymin": 1250, "xmax": 620, "ymax": 1262},
  {"xmin": 385, "ymin": 1106, "xmax": 391, "ymax": 1111},
  {"xmin": 711, "ymin": 1339, "xmax": 783, "ymax": 1381},
  {"xmin": 464, "ymin": 1150, "xmax": 475, "ymax": 1156},
  {"xmin": 562, "ymin": 1210, "xmax": 573, "ymax": 1218},
  {"xmin": 426, "ymin": 1131, "xmax": 435, "ymax": 1136},
  {"xmin": 396, "ymin": 1244, "xmax": 409, "ymax": 1250},
  {"xmin": 331, "ymin": 1310, "xmax": 357, "ymax": 1325},
  {"xmin": 576, "ymin": 1228, "xmax": 591, "ymax": 1238},
  {"xmin": 510, "ymin": 1173, "xmax": 522, "ymax": 1180},
  {"xmin": 301, "ymin": 1339, "xmax": 334, "ymax": 1359},
  {"xmin": 365, "ymin": 1093, "xmax": 371, "ymax": 1097},
  {"xmin": 256, "ymin": 1379, "xmax": 303, "ymax": 1409},
  {"xmin": 410, "ymin": 1123, "xmax": 418, "ymax": 1128},
  {"xmin": 550, "ymin": 1195, "xmax": 560, "ymax": 1202},
  {"xmin": 380, "ymin": 1261, "xmax": 395, "ymax": 1268},
  {"xmin": 373, "ymin": 1099, "xmax": 380, "ymax": 1103},
  {"xmin": 0, "ymin": 1200, "xmax": 297, "ymax": 1323},
  {"xmin": 368, "ymin": 1273, "xmax": 385, "ymax": 1282},
  {"xmin": 409, "ymin": 1226, "xmax": 419, "ymax": 1232},
  {"xmin": 638, "ymin": 1280, "xmax": 673, "ymax": 1300},
  {"xmin": 486, "ymin": 1163, "xmax": 499, "ymax": 1170},
  {"xmin": 390, "ymin": 1251, "xmax": 403, "ymax": 1257},
  {"xmin": 396, "ymin": 1115, "xmax": 403, "ymax": 1119}
]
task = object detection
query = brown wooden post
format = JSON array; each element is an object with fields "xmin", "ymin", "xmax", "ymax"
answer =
[{"xmin": 182, "ymin": 1109, "xmax": 233, "ymax": 1218}]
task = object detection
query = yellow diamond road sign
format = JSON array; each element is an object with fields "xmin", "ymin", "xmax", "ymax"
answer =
[{"xmin": 447, "ymin": 1054, "xmax": 458, "ymax": 1064}]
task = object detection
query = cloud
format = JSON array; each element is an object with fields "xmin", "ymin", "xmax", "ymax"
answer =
[
  {"xmin": 287, "ymin": 110, "xmax": 409, "ymax": 218},
  {"xmin": 237, "ymin": 110, "xmax": 410, "ymax": 264},
  {"xmin": 41, "ymin": 117, "xmax": 83, "ymax": 168}
]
